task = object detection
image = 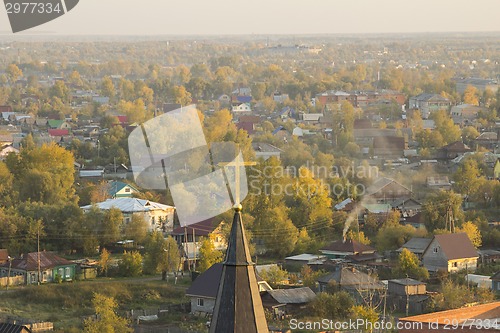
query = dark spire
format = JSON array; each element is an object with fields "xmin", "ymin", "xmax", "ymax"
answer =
[{"xmin": 209, "ymin": 204, "xmax": 269, "ymax": 333}]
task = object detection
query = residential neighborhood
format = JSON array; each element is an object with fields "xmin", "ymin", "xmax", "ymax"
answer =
[{"xmin": 0, "ymin": 24, "xmax": 500, "ymax": 333}]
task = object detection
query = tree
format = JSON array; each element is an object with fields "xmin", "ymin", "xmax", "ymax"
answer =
[
  {"xmin": 375, "ymin": 224, "xmax": 426, "ymax": 252},
  {"xmin": 259, "ymin": 265, "xmax": 288, "ymax": 288},
  {"xmin": 394, "ymin": 248, "xmax": 429, "ymax": 281},
  {"xmin": 351, "ymin": 305, "xmax": 379, "ymax": 332},
  {"xmin": 100, "ymin": 208, "xmax": 123, "ymax": 246},
  {"xmin": 308, "ymin": 292, "xmax": 353, "ymax": 319},
  {"xmin": 423, "ymin": 190, "xmax": 463, "ymax": 232},
  {"xmin": 463, "ymin": 85, "xmax": 479, "ymax": 106},
  {"xmin": 83, "ymin": 293, "xmax": 132, "ymax": 333},
  {"xmin": 158, "ymin": 236, "xmax": 180, "ymax": 280},
  {"xmin": 453, "ymin": 158, "xmax": 482, "ymax": 199},
  {"xmin": 457, "ymin": 221, "xmax": 482, "ymax": 248},
  {"xmin": 432, "ymin": 280, "xmax": 474, "ymax": 311},
  {"xmin": 118, "ymin": 251, "xmax": 143, "ymax": 277},
  {"xmin": 123, "ymin": 214, "xmax": 149, "ymax": 245},
  {"xmin": 197, "ymin": 237, "xmax": 223, "ymax": 272},
  {"xmin": 172, "ymin": 85, "xmax": 192, "ymax": 105},
  {"xmin": 101, "ymin": 76, "xmax": 116, "ymax": 99},
  {"xmin": 6, "ymin": 63, "xmax": 22, "ymax": 83},
  {"xmin": 98, "ymin": 248, "xmax": 111, "ymax": 277},
  {"xmin": 255, "ymin": 204, "xmax": 298, "ymax": 257}
]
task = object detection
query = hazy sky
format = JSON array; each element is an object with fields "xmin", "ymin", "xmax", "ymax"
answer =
[{"xmin": 1, "ymin": 0, "xmax": 500, "ymax": 35}]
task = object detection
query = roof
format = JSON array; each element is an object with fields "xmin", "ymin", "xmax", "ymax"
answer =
[
  {"xmin": 108, "ymin": 181, "xmax": 138, "ymax": 196},
  {"xmin": 362, "ymin": 203, "xmax": 392, "ymax": 214},
  {"xmin": 7, "ymin": 252, "xmax": 74, "ymax": 272},
  {"xmin": 321, "ymin": 239, "xmax": 375, "ymax": 254},
  {"xmin": 48, "ymin": 129, "xmax": 69, "ymax": 137},
  {"xmin": 476, "ymin": 132, "xmax": 498, "ymax": 141},
  {"xmin": 252, "ymin": 142, "xmax": 283, "ymax": 154},
  {"xmin": 427, "ymin": 233, "xmax": 478, "ymax": 260},
  {"xmin": 47, "ymin": 119, "xmax": 64, "ymax": 128},
  {"xmin": 186, "ymin": 263, "xmax": 224, "ymax": 298},
  {"xmin": 441, "ymin": 141, "xmax": 471, "ymax": 153},
  {"xmin": 81, "ymin": 198, "xmax": 174, "ymax": 213},
  {"xmin": 171, "ymin": 218, "xmax": 219, "ymax": 237},
  {"xmin": 0, "ymin": 323, "xmax": 32, "ymax": 333},
  {"xmin": 491, "ymin": 271, "xmax": 500, "ymax": 281},
  {"xmin": 318, "ymin": 266, "xmax": 384, "ymax": 290},
  {"xmin": 411, "ymin": 93, "xmax": 450, "ymax": 103},
  {"xmin": 334, "ymin": 198, "xmax": 353, "ymax": 210},
  {"xmin": 266, "ymin": 287, "xmax": 316, "ymax": 304},
  {"xmin": 373, "ymin": 136, "xmax": 405, "ymax": 150},
  {"xmin": 272, "ymin": 126, "xmax": 285, "ymax": 135},
  {"xmin": 389, "ymin": 278, "xmax": 425, "ymax": 286},
  {"xmin": 398, "ymin": 238, "xmax": 432, "ymax": 254},
  {"xmin": 365, "ymin": 177, "xmax": 411, "ymax": 196},
  {"xmin": 426, "ymin": 175, "xmax": 451, "ymax": 186},
  {"xmin": 238, "ymin": 115, "xmax": 261, "ymax": 123},
  {"xmin": 285, "ymin": 254, "xmax": 326, "ymax": 264},
  {"xmin": 209, "ymin": 209, "xmax": 269, "ymax": 333}
]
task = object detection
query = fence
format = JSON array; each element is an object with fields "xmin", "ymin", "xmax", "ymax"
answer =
[
  {"xmin": 0, "ymin": 276, "xmax": 24, "ymax": 287},
  {"xmin": 128, "ymin": 302, "xmax": 191, "ymax": 321}
]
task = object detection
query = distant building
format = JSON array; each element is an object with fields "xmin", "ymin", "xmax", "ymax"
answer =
[
  {"xmin": 450, "ymin": 104, "xmax": 485, "ymax": 125},
  {"xmin": 108, "ymin": 181, "xmax": 139, "ymax": 198},
  {"xmin": 438, "ymin": 141, "xmax": 472, "ymax": 160},
  {"xmin": 397, "ymin": 238, "xmax": 432, "ymax": 260},
  {"xmin": 387, "ymin": 278, "xmax": 429, "ymax": 315},
  {"xmin": 364, "ymin": 177, "xmax": 412, "ymax": 203},
  {"xmin": 252, "ymin": 142, "xmax": 283, "ymax": 161},
  {"xmin": 455, "ymin": 77, "xmax": 499, "ymax": 94},
  {"xmin": 409, "ymin": 93, "xmax": 451, "ymax": 119},
  {"xmin": 81, "ymin": 198, "xmax": 175, "ymax": 232}
]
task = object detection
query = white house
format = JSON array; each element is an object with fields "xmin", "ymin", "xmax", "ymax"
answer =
[
  {"xmin": 232, "ymin": 103, "xmax": 252, "ymax": 113},
  {"xmin": 81, "ymin": 198, "xmax": 175, "ymax": 232}
]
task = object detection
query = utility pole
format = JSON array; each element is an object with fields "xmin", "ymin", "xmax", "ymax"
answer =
[
  {"xmin": 6, "ymin": 256, "xmax": 12, "ymax": 290},
  {"xmin": 193, "ymin": 228, "xmax": 196, "ymax": 272},
  {"xmin": 37, "ymin": 225, "xmax": 41, "ymax": 285}
]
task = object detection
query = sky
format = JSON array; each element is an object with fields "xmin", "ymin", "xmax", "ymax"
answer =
[{"xmin": 1, "ymin": 0, "xmax": 500, "ymax": 35}]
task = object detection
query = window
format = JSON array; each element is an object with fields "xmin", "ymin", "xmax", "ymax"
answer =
[
  {"xmin": 42, "ymin": 271, "xmax": 47, "ymax": 282},
  {"xmin": 433, "ymin": 247, "xmax": 439, "ymax": 253},
  {"xmin": 65, "ymin": 267, "xmax": 71, "ymax": 278},
  {"xmin": 453, "ymin": 262, "xmax": 458, "ymax": 268},
  {"xmin": 125, "ymin": 188, "xmax": 131, "ymax": 193},
  {"xmin": 197, "ymin": 298, "xmax": 204, "ymax": 307}
]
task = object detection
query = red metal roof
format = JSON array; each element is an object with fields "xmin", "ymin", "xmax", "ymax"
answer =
[{"xmin": 48, "ymin": 129, "xmax": 69, "ymax": 137}]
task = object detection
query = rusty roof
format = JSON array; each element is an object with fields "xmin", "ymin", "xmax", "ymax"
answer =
[{"xmin": 8, "ymin": 252, "xmax": 74, "ymax": 271}]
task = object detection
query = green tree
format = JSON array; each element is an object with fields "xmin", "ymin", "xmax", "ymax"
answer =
[
  {"xmin": 100, "ymin": 208, "xmax": 123, "ymax": 246},
  {"xmin": 172, "ymin": 85, "xmax": 192, "ymax": 105},
  {"xmin": 351, "ymin": 305, "xmax": 379, "ymax": 332},
  {"xmin": 101, "ymin": 76, "xmax": 116, "ymax": 99},
  {"xmin": 118, "ymin": 251, "xmax": 143, "ymax": 277},
  {"xmin": 83, "ymin": 293, "xmax": 132, "ymax": 333},
  {"xmin": 423, "ymin": 190, "xmax": 463, "ymax": 232},
  {"xmin": 394, "ymin": 248, "xmax": 429, "ymax": 281},
  {"xmin": 308, "ymin": 292, "xmax": 354, "ymax": 319},
  {"xmin": 432, "ymin": 280, "xmax": 474, "ymax": 310},
  {"xmin": 453, "ymin": 158, "xmax": 482, "ymax": 198},
  {"xmin": 123, "ymin": 214, "xmax": 148, "ymax": 244},
  {"xmin": 375, "ymin": 224, "xmax": 426, "ymax": 252},
  {"xmin": 158, "ymin": 236, "xmax": 180, "ymax": 280},
  {"xmin": 259, "ymin": 265, "xmax": 289, "ymax": 288},
  {"xmin": 197, "ymin": 237, "xmax": 223, "ymax": 272}
]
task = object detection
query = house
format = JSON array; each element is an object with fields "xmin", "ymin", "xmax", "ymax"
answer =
[
  {"xmin": 391, "ymin": 198, "xmax": 422, "ymax": 217},
  {"xmin": 401, "ymin": 212, "xmax": 425, "ymax": 229},
  {"xmin": 438, "ymin": 141, "xmax": 472, "ymax": 160},
  {"xmin": 47, "ymin": 120, "xmax": 71, "ymax": 130},
  {"xmin": 422, "ymin": 233, "xmax": 479, "ymax": 273},
  {"xmin": 273, "ymin": 92, "xmax": 289, "ymax": 103},
  {"xmin": 399, "ymin": 301, "xmax": 500, "ymax": 333},
  {"xmin": 261, "ymin": 287, "xmax": 316, "ymax": 317},
  {"xmin": 171, "ymin": 219, "xmax": 226, "ymax": 267},
  {"xmin": 364, "ymin": 177, "xmax": 412, "ymax": 203},
  {"xmin": 397, "ymin": 238, "xmax": 432, "ymax": 260},
  {"xmin": 284, "ymin": 254, "xmax": 326, "ymax": 270},
  {"xmin": 450, "ymin": 104, "xmax": 485, "ymax": 125},
  {"xmin": 232, "ymin": 103, "xmax": 252, "ymax": 113},
  {"xmin": 252, "ymin": 142, "xmax": 283, "ymax": 161},
  {"xmin": 185, "ymin": 263, "xmax": 272, "ymax": 315},
  {"xmin": 491, "ymin": 271, "xmax": 500, "ymax": 292},
  {"xmin": 495, "ymin": 159, "xmax": 500, "ymax": 179},
  {"xmin": 317, "ymin": 266, "xmax": 385, "ymax": 304},
  {"xmin": 387, "ymin": 278, "xmax": 429, "ymax": 315},
  {"xmin": 81, "ymin": 198, "xmax": 175, "ymax": 232},
  {"xmin": 353, "ymin": 128, "xmax": 398, "ymax": 148},
  {"xmin": 0, "ymin": 252, "xmax": 76, "ymax": 285},
  {"xmin": 299, "ymin": 113, "xmax": 323, "ymax": 125},
  {"xmin": 0, "ymin": 146, "xmax": 19, "ymax": 160},
  {"xmin": 108, "ymin": 181, "xmax": 139, "ymax": 198},
  {"xmin": 475, "ymin": 132, "xmax": 498, "ymax": 150},
  {"xmin": 0, "ymin": 323, "xmax": 32, "ymax": 333},
  {"xmin": 320, "ymin": 239, "xmax": 377, "ymax": 261},
  {"xmin": 426, "ymin": 175, "xmax": 452, "ymax": 191},
  {"xmin": 373, "ymin": 136, "xmax": 406, "ymax": 157},
  {"xmin": 408, "ymin": 93, "xmax": 451, "ymax": 119}
]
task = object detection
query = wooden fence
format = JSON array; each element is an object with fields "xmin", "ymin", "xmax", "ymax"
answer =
[{"xmin": 0, "ymin": 276, "xmax": 24, "ymax": 287}]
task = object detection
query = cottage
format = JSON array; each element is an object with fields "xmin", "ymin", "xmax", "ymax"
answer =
[
  {"xmin": 422, "ymin": 233, "xmax": 478, "ymax": 273},
  {"xmin": 185, "ymin": 263, "xmax": 272, "ymax": 315},
  {"xmin": 108, "ymin": 181, "xmax": 139, "ymax": 198},
  {"xmin": 0, "ymin": 252, "xmax": 76, "ymax": 285},
  {"xmin": 320, "ymin": 239, "xmax": 378, "ymax": 262}
]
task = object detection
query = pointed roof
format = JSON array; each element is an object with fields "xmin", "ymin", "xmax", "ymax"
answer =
[
  {"xmin": 209, "ymin": 206, "xmax": 269, "ymax": 333},
  {"xmin": 425, "ymin": 233, "xmax": 478, "ymax": 260}
]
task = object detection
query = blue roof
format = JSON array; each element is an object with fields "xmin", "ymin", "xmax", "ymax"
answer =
[
  {"xmin": 237, "ymin": 96, "xmax": 252, "ymax": 103},
  {"xmin": 272, "ymin": 126, "xmax": 285, "ymax": 135},
  {"xmin": 108, "ymin": 181, "xmax": 138, "ymax": 197}
]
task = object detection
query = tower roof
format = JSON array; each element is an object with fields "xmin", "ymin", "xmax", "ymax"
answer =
[{"xmin": 209, "ymin": 207, "xmax": 269, "ymax": 333}]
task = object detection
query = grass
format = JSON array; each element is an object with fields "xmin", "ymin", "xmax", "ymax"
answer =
[{"xmin": 0, "ymin": 278, "xmax": 191, "ymax": 332}]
